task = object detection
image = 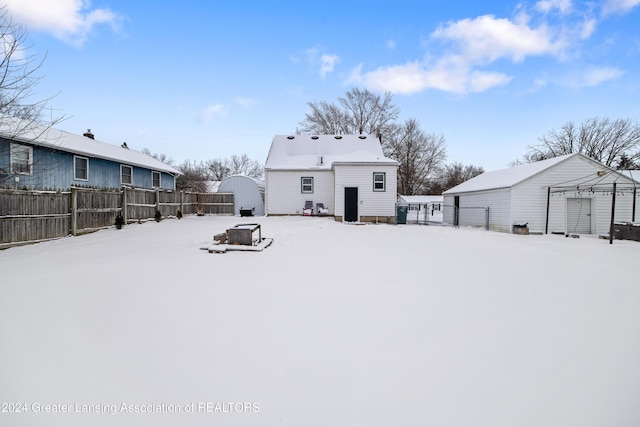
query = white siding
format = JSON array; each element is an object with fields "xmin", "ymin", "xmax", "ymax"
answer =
[
  {"xmin": 334, "ymin": 164, "xmax": 397, "ymax": 220},
  {"xmin": 265, "ymin": 170, "xmax": 334, "ymax": 215},
  {"xmin": 513, "ymin": 155, "xmax": 636, "ymax": 234},
  {"xmin": 442, "ymin": 189, "xmax": 511, "ymax": 231}
]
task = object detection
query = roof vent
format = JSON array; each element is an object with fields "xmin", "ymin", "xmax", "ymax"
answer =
[
  {"xmin": 287, "ymin": 135, "xmax": 295, "ymax": 140},
  {"xmin": 358, "ymin": 135, "xmax": 366, "ymax": 139},
  {"xmin": 83, "ymin": 129, "xmax": 94, "ymax": 139},
  {"xmin": 311, "ymin": 135, "xmax": 319, "ymax": 140},
  {"xmin": 334, "ymin": 135, "xmax": 342, "ymax": 140}
]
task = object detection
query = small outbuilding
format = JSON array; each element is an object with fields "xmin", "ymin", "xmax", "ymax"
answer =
[
  {"xmin": 397, "ymin": 195, "xmax": 444, "ymax": 223},
  {"xmin": 442, "ymin": 153, "xmax": 639, "ymax": 234},
  {"xmin": 218, "ymin": 175, "xmax": 265, "ymax": 216}
]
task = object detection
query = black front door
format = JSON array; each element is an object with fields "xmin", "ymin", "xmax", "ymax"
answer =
[{"xmin": 344, "ymin": 187, "xmax": 358, "ymax": 222}]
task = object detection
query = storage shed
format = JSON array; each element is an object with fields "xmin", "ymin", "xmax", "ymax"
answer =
[
  {"xmin": 218, "ymin": 175, "xmax": 265, "ymax": 216},
  {"xmin": 442, "ymin": 153, "xmax": 639, "ymax": 234}
]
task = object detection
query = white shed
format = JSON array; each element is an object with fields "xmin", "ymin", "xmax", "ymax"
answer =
[
  {"xmin": 442, "ymin": 153, "xmax": 639, "ymax": 234},
  {"xmin": 264, "ymin": 134, "xmax": 399, "ymax": 223},
  {"xmin": 397, "ymin": 195, "xmax": 444, "ymax": 223},
  {"xmin": 218, "ymin": 175, "xmax": 265, "ymax": 216}
]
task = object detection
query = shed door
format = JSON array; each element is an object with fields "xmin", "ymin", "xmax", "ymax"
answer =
[
  {"xmin": 567, "ymin": 198, "xmax": 591, "ymax": 234},
  {"xmin": 344, "ymin": 187, "xmax": 358, "ymax": 222}
]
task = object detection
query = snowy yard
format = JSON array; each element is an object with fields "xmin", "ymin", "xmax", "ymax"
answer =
[{"xmin": 1, "ymin": 215, "xmax": 640, "ymax": 427}]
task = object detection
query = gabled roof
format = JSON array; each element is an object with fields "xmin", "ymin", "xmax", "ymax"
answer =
[
  {"xmin": 443, "ymin": 153, "xmax": 638, "ymax": 195},
  {"xmin": 443, "ymin": 153, "xmax": 578, "ymax": 194},
  {"xmin": 1, "ymin": 118, "xmax": 181, "ymax": 175},
  {"xmin": 264, "ymin": 134, "xmax": 399, "ymax": 170}
]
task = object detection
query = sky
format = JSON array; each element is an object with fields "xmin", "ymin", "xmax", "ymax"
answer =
[
  {"xmin": 2, "ymin": 215, "xmax": 640, "ymax": 427},
  {"xmin": 4, "ymin": 0, "xmax": 640, "ymax": 171}
]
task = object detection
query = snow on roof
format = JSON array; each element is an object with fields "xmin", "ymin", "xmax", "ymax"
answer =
[
  {"xmin": 264, "ymin": 134, "xmax": 399, "ymax": 170},
  {"xmin": 1, "ymin": 118, "xmax": 181, "ymax": 175},
  {"xmin": 443, "ymin": 153, "xmax": 578, "ymax": 194},
  {"xmin": 219, "ymin": 174, "xmax": 266, "ymax": 190},
  {"xmin": 619, "ymin": 170, "xmax": 640, "ymax": 183},
  {"xmin": 398, "ymin": 195, "xmax": 443, "ymax": 204}
]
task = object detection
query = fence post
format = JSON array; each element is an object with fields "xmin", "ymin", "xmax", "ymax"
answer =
[
  {"xmin": 180, "ymin": 191, "xmax": 184, "ymax": 215},
  {"xmin": 155, "ymin": 189, "xmax": 160, "ymax": 216},
  {"xmin": 122, "ymin": 187, "xmax": 128, "ymax": 224},
  {"xmin": 70, "ymin": 187, "xmax": 78, "ymax": 236},
  {"xmin": 485, "ymin": 207, "xmax": 490, "ymax": 230}
]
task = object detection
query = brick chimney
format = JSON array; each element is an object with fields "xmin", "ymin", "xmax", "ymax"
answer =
[{"xmin": 83, "ymin": 129, "xmax": 94, "ymax": 139}]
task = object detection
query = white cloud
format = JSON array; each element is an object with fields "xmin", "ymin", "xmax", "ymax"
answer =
[
  {"xmin": 4, "ymin": 0, "xmax": 122, "ymax": 46},
  {"xmin": 201, "ymin": 104, "xmax": 227, "ymax": 124},
  {"xmin": 319, "ymin": 54, "xmax": 339, "ymax": 79},
  {"xmin": 535, "ymin": 0, "xmax": 573, "ymax": 14},
  {"xmin": 582, "ymin": 66, "xmax": 625, "ymax": 86},
  {"xmin": 304, "ymin": 47, "xmax": 340, "ymax": 78},
  {"xmin": 602, "ymin": 0, "xmax": 640, "ymax": 15},
  {"xmin": 351, "ymin": 14, "xmax": 566, "ymax": 94},
  {"xmin": 234, "ymin": 97, "xmax": 257, "ymax": 108},
  {"xmin": 386, "ymin": 39, "xmax": 396, "ymax": 50},
  {"xmin": 431, "ymin": 14, "xmax": 566, "ymax": 63}
]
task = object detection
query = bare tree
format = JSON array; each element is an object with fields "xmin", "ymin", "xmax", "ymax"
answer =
[
  {"xmin": 140, "ymin": 147, "xmax": 175, "ymax": 166},
  {"xmin": 206, "ymin": 158, "xmax": 230, "ymax": 181},
  {"xmin": 299, "ymin": 87, "xmax": 399, "ymax": 137},
  {"xmin": 175, "ymin": 159, "xmax": 210, "ymax": 192},
  {"xmin": 383, "ymin": 118, "xmax": 447, "ymax": 195},
  {"xmin": 520, "ymin": 117, "xmax": 640, "ymax": 167},
  {"xmin": 0, "ymin": 6, "xmax": 64, "ymax": 184},
  {"xmin": 226, "ymin": 154, "xmax": 264, "ymax": 178},
  {"xmin": 427, "ymin": 162, "xmax": 484, "ymax": 194}
]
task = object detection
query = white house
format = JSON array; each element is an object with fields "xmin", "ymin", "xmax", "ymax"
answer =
[
  {"xmin": 442, "ymin": 153, "xmax": 639, "ymax": 234},
  {"xmin": 264, "ymin": 134, "xmax": 399, "ymax": 223}
]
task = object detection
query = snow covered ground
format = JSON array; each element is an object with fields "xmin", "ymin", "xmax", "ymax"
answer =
[{"xmin": 1, "ymin": 215, "xmax": 640, "ymax": 427}]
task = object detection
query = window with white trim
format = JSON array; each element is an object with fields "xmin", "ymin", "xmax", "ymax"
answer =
[
  {"xmin": 121, "ymin": 165, "xmax": 133, "ymax": 185},
  {"xmin": 373, "ymin": 172, "xmax": 386, "ymax": 191},
  {"xmin": 301, "ymin": 177, "xmax": 313, "ymax": 193},
  {"xmin": 10, "ymin": 144, "xmax": 33, "ymax": 175},
  {"xmin": 152, "ymin": 171, "xmax": 161, "ymax": 188},
  {"xmin": 74, "ymin": 156, "xmax": 88, "ymax": 181}
]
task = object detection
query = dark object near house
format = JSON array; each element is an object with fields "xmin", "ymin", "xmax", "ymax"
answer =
[
  {"xmin": 396, "ymin": 205, "xmax": 408, "ymax": 224},
  {"xmin": 240, "ymin": 207, "xmax": 255, "ymax": 217},
  {"xmin": 115, "ymin": 213, "xmax": 124, "ymax": 229},
  {"xmin": 613, "ymin": 222, "xmax": 640, "ymax": 242},
  {"xmin": 513, "ymin": 222, "xmax": 529, "ymax": 235}
]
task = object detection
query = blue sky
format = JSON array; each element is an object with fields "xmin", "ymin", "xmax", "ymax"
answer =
[{"xmin": 5, "ymin": 0, "xmax": 640, "ymax": 170}]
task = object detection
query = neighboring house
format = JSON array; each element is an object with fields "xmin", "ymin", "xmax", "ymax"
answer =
[
  {"xmin": 397, "ymin": 195, "xmax": 444, "ymax": 223},
  {"xmin": 218, "ymin": 175, "xmax": 265, "ymax": 216},
  {"xmin": 0, "ymin": 121, "xmax": 181, "ymax": 190},
  {"xmin": 443, "ymin": 153, "xmax": 638, "ymax": 234},
  {"xmin": 264, "ymin": 134, "xmax": 399, "ymax": 223}
]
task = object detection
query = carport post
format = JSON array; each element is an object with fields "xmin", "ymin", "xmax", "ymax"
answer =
[
  {"xmin": 609, "ymin": 182, "xmax": 617, "ymax": 245},
  {"xmin": 545, "ymin": 187, "xmax": 551, "ymax": 234}
]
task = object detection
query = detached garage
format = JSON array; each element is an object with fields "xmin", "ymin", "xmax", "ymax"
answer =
[{"xmin": 443, "ymin": 153, "xmax": 639, "ymax": 234}]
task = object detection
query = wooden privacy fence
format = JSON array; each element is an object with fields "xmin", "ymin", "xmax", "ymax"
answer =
[{"xmin": 0, "ymin": 188, "xmax": 234, "ymax": 249}]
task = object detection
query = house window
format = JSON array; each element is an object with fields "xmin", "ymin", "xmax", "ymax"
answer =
[
  {"xmin": 373, "ymin": 172, "xmax": 386, "ymax": 191},
  {"xmin": 121, "ymin": 165, "xmax": 133, "ymax": 185},
  {"xmin": 152, "ymin": 171, "xmax": 161, "ymax": 188},
  {"xmin": 74, "ymin": 156, "xmax": 88, "ymax": 181},
  {"xmin": 10, "ymin": 143, "xmax": 33, "ymax": 175},
  {"xmin": 301, "ymin": 177, "xmax": 313, "ymax": 193}
]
